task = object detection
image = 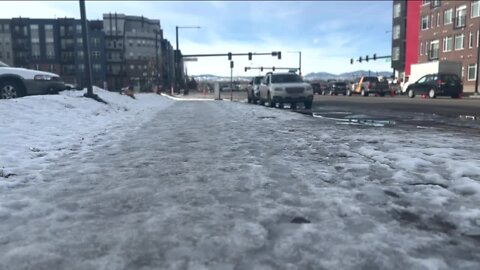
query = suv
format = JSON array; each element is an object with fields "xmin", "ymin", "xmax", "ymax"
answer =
[
  {"xmin": 325, "ymin": 81, "xmax": 348, "ymax": 95},
  {"xmin": 406, "ymin": 73, "xmax": 462, "ymax": 99},
  {"xmin": 258, "ymin": 72, "xmax": 314, "ymax": 109},
  {"xmin": 0, "ymin": 61, "xmax": 65, "ymax": 99},
  {"xmin": 348, "ymin": 76, "xmax": 390, "ymax": 97},
  {"xmin": 247, "ymin": 76, "xmax": 263, "ymax": 104}
]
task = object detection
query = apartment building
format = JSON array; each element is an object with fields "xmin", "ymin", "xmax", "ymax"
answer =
[
  {"xmin": 418, "ymin": 0, "xmax": 480, "ymax": 92},
  {"xmin": 0, "ymin": 17, "xmax": 107, "ymax": 87},
  {"xmin": 391, "ymin": 0, "xmax": 421, "ymax": 80}
]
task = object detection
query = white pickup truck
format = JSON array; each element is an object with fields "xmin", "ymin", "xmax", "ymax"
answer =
[
  {"xmin": 258, "ymin": 72, "xmax": 314, "ymax": 109},
  {"xmin": 0, "ymin": 61, "xmax": 65, "ymax": 99}
]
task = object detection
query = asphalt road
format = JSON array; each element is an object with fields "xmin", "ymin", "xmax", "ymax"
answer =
[{"xmin": 313, "ymin": 94, "xmax": 480, "ymax": 118}]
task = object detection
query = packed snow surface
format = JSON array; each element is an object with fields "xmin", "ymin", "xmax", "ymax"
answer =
[{"xmin": 1, "ymin": 90, "xmax": 479, "ymax": 269}]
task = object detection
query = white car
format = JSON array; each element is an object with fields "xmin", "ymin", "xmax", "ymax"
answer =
[
  {"xmin": 0, "ymin": 61, "xmax": 65, "ymax": 99},
  {"xmin": 258, "ymin": 72, "xmax": 314, "ymax": 109}
]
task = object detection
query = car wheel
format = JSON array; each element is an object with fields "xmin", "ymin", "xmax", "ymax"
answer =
[
  {"xmin": 259, "ymin": 98, "xmax": 265, "ymax": 105},
  {"xmin": 321, "ymin": 90, "xmax": 326, "ymax": 95},
  {"xmin": 304, "ymin": 100, "xmax": 312, "ymax": 109},
  {"xmin": 247, "ymin": 95, "xmax": 252, "ymax": 103},
  {"xmin": 329, "ymin": 90, "xmax": 334, "ymax": 96},
  {"xmin": 428, "ymin": 89, "xmax": 436, "ymax": 99},
  {"xmin": 451, "ymin": 93, "xmax": 460, "ymax": 99},
  {"xmin": 291, "ymin": 103, "xmax": 297, "ymax": 110},
  {"xmin": 279, "ymin": 103, "xmax": 284, "ymax": 109},
  {"xmin": 0, "ymin": 80, "xmax": 24, "ymax": 99},
  {"xmin": 253, "ymin": 97, "xmax": 258, "ymax": 104},
  {"xmin": 407, "ymin": 89, "xmax": 415, "ymax": 98},
  {"xmin": 346, "ymin": 89, "xmax": 352, "ymax": 96},
  {"xmin": 361, "ymin": 89, "xmax": 367, "ymax": 97},
  {"xmin": 268, "ymin": 93, "xmax": 275, "ymax": 108}
]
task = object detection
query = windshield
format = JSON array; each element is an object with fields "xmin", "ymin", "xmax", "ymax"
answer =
[
  {"xmin": 0, "ymin": 61, "xmax": 9, "ymax": 67},
  {"xmin": 271, "ymin": 74, "xmax": 303, "ymax": 83},
  {"xmin": 254, "ymin": 76, "xmax": 263, "ymax": 84}
]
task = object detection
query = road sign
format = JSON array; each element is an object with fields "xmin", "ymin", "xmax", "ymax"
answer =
[{"xmin": 183, "ymin": 58, "xmax": 198, "ymax": 62}]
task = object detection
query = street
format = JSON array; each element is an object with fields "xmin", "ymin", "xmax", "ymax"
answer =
[{"xmin": 1, "ymin": 96, "xmax": 480, "ymax": 269}]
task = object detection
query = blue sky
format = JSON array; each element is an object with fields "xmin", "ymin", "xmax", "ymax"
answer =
[{"xmin": 0, "ymin": 1, "xmax": 393, "ymax": 76}]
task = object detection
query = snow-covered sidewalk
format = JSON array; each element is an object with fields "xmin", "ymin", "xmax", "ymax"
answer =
[{"xmin": 1, "ymin": 95, "xmax": 480, "ymax": 269}]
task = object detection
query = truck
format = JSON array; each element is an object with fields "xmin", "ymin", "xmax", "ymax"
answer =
[
  {"xmin": 347, "ymin": 76, "xmax": 390, "ymax": 97},
  {"xmin": 402, "ymin": 61, "xmax": 462, "ymax": 93}
]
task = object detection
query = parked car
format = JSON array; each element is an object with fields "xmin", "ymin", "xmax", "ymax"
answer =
[
  {"xmin": 325, "ymin": 81, "xmax": 348, "ymax": 95},
  {"xmin": 247, "ymin": 76, "xmax": 263, "ymax": 104},
  {"xmin": 0, "ymin": 61, "xmax": 65, "ymax": 99},
  {"xmin": 258, "ymin": 72, "xmax": 314, "ymax": 109},
  {"xmin": 405, "ymin": 73, "xmax": 463, "ymax": 99},
  {"xmin": 347, "ymin": 76, "xmax": 390, "ymax": 97}
]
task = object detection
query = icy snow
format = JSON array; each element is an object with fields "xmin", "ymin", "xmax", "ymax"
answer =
[{"xmin": 1, "ymin": 91, "xmax": 480, "ymax": 269}]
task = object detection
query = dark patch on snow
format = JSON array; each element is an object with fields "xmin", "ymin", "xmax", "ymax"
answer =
[
  {"xmin": 258, "ymin": 116, "xmax": 277, "ymax": 120},
  {"xmin": 383, "ymin": 190, "xmax": 400, "ymax": 198},
  {"xmin": 390, "ymin": 209, "xmax": 421, "ymax": 224},
  {"xmin": 410, "ymin": 182, "xmax": 448, "ymax": 189},
  {"xmin": 29, "ymin": 147, "xmax": 41, "ymax": 152},
  {"xmin": 290, "ymin": 216, "xmax": 311, "ymax": 224}
]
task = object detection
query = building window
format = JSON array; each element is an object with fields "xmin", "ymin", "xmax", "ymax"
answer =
[
  {"xmin": 470, "ymin": 32, "xmax": 474, "ymax": 48},
  {"xmin": 443, "ymin": 36, "xmax": 452, "ymax": 52},
  {"xmin": 436, "ymin": 12, "xmax": 440, "ymax": 27},
  {"xmin": 455, "ymin": 5, "xmax": 467, "ymax": 28},
  {"xmin": 93, "ymin": 64, "xmax": 101, "ymax": 71},
  {"xmin": 431, "ymin": 14, "xmax": 435, "ymax": 28},
  {"xmin": 420, "ymin": 41, "xmax": 423, "ymax": 56},
  {"xmin": 393, "ymin": 25, "xmax": 400, "ymax": 40},
  {"xmin": 421, "ymin": 15, "xmax": 429, "ymax": 30},
  {"xmin": 393, "ymin": 3, "xmax": 401, "ymax": 18},
  {"xmin": 392, "ymin": 46, "xmax": 400, "ymax": 61},
  {"xmin": 429, "ymin": 40, "xmax": 439, "ymax": 60},
  {"xmin": 425, "ymin": 41, "xmax": 429, "ymax": 55},
  {"xmin": 455, "ymin": 34, "xmax": 464, "ymax": 50},
  {"xmin": 444, "ymin": 9, "xmax": 453, "ymax": 25},
  {"xmin": 472, "ymin": 0, "xmax": 480, "ymax": 18},
  {"xmin": 432, "ymin": 0, "xmax": 440, "ymax": 8},
  {"xmin": 477, "ymin": 30, "xmax": 479, "ymax": 47},
  {"xmin": 130, "ymin": 65, "xmax": 134, "ymax": 70},
  {"xmin": 468, "ymin": 64, "xmax": 477, "ymax": 81},
  {"xmin": 422, "ymin": 0, "xmax": 430, "ymax": 5}
]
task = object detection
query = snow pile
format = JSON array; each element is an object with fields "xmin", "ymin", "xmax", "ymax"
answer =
[{"xmin": 0, "ymin": 87, "xmax": 174, "ymax": 188}]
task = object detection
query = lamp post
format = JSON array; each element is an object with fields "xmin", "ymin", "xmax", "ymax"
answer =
[
  {"xmin": 79, "ymin": 0, "xmax": 94, "ymax": 98},
  {"xmin": 287, "ymin": 51, "xmax": 302, "ymax": 76},
  {"xmin": 175, "ymin": 26, "xmax": 200, "ymax": 93},
  {"xmin": 154, "ymin": 29, "xmax": 160, "ymax": 93}
]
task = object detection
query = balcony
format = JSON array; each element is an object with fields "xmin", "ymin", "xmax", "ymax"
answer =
[
  {"xmin": 430, "ymin": 0, "xmax": 441, "ymax": 8},
  {"xmin": 454, "ymin": 15, "xmax": 466, "ymax": 29}
]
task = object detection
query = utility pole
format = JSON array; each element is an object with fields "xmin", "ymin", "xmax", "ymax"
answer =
[
  {"xmin": 155, "ymin": 29, "xmax": 160, "ymax": 93},
  {"xmin": 476, "ymin": 20, "xmax": 480, "ymax": 95},
  {"xmin": 79, "ymin": 0, "xmax": 94, "ymax": 98},
  {"xmin": 230, "ymin": 61, "xmax": 234, "ymax": 101}
]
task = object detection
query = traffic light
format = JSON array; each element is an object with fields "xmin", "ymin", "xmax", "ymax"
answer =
[
  {"xmin": 366, "ymin": 55, "xmax": 369, "ymax": 62},
  {"xmin": 358, "ymin": 56, "xmax": 363, "ymax": 63},
  {"xmin": 277, "ymin": 51, "xmax": 281, "ymax": 59},
  {"xmin": 228, "ymin": 52, "xmax": 232, "ymax": 60},
  {"xmin": 260, "ymin": 67, "xmax": 263, "ymax": 72},
  {"xmin": 273, "ymin": 66, "xmax": 275, "ymax": 71},
  {"xmin": 373, "ymin": 53, "xmax": 377, "ymax": 61},
  {"xmin": 248, "ymin": 52, "xmax": 252, "ymax": 60},
  {"xmin": 230, "ymin": 61, "xmax": 234, "ymax": 68},
  {"xmin": 350, "ymin": 58, "xmax": 354, "ymax": 65}
]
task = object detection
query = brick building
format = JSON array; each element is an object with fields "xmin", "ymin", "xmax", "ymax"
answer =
[{"xmin": 394, "ymin": 0, "xmax": 480, "ymax": 92}]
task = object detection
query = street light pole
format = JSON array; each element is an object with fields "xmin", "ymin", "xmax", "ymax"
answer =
[
  {"xmin": 287, "ymin": 51, "xmax": 302, "ymax": 76},
  {"xmin": 154, "ymin": 29, "xmax": 160, "ymax": 93},
  {"xmin": 79, "ymin": 0, "xmax": 94, "ymax": 98},
  {"xmin": 175, "ymin": 25, "xmax": 200, "ymax": 94}
]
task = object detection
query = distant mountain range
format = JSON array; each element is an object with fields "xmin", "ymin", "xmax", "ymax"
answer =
[
  {"xmin": 191, "ymin": 70, "xmax": 393, "ymax": 82},
  {"xmin": 303, "ymin": 70, "xmax": 393, "ymax": 81}
]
